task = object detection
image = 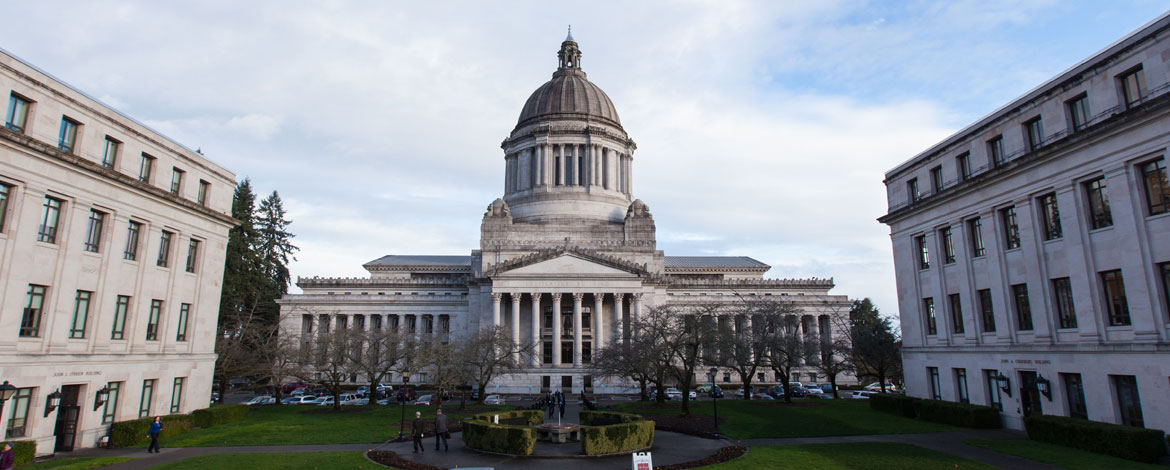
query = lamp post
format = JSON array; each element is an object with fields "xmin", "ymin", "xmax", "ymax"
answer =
[
  {"xmin": 707, "ymin": 367, "xmax": 719, "ymax": 437},
  {"xmin": 44, "ymin": 389, "xmax": 62, "ymax": 418},
  {"xmin": 0, "ymin": 381, "xmax": 16, "ymax": 419},
  {"xmin": 94, "ymin": 385, "xmax": 111, "ymax": 412},
  {"xmin": 398, "ymin": 371, "xmax": 411, "ymax": 439},
  {"xmin": 994, "ymin": 373, "xmax": 1013, "ymax": 397}
]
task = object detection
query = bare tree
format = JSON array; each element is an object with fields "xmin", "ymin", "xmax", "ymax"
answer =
[
  {"xmin": 591, "ymin": 331, "xmax": 657, "ymax": 401},
  {"xmin": 756, "ymin": 299, "xmax": 810, "ymax": 403},
  {"xmin": 347, "ymin": 325, "xmax": 412, "ymax": 405},
  {"xmin": 653, "ymin": 304, "xmax": 720, "ymax": 417},
  {"xmin": 812, "ymin": 308, "xmax": 853, "ymax": 399},
  {"xmin": 294, "ymin": 323, "xmax": 358, "ymax": 411},
  {"xmin": 703, "ymin": 302, "xmax": 765, "ymax": 400},
  {"xmin": 213, "ymin": 310, "xmax": 268, "ymax": 404},
  {"xmin": 252, "ymin": 322, "xmax": 305, "ymax": 405},
  {"xmin": 459, "ymin": 326, "xmax": 535, "ymax": 403},
  {"xmin": 419, "ymin": 339, "xmax": 466, "ymax": 407}
]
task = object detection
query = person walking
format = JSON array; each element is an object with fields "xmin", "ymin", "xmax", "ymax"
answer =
[
  {"xmin": 433, "ymin": 408, "xmax": 449, "ymax": 451},
  {"xmin": 147, "ymin": 417, "xmax": 163, "ymax": 453},
  {"xmin": 557, "ymin": 391, "xmax": 565, "ymax": 419},
  {"xmin": 411, "ymin": 411, "xmax": 426, "ymax": 453},
  {"xmin": 1, "ymin": 442, "xmax": 15, "ymax": 470}
]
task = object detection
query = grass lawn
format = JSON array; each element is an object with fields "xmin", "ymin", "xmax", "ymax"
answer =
[
  {"xmin": 705, "ymin": 443, "xmax": 995, "ymax": 469},
  {"xmin": 965, "ymin": 439, "xmax": 1169, "ymax": 470},
  {"xmin": 151, "ymin": 452, "xmax": 373, "ymax": 469},
  {"xmin": 159, "ymin": 403, "xmax": 507, "ymax": 447},
  {"xmin": 615, "ymin": 399, "xmax": 955, "ymax": 439},
  {"xmin": 19, "ymin": 457, "xmax": 135, "ymax": 469}
]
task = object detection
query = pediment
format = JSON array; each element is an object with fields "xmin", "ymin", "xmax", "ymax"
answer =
[{"xmin": 486, "ymin": 248, "xmax": 648, "ymax": 278}]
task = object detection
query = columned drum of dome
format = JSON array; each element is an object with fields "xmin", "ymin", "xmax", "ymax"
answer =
[{"xmin": 501, "ymin": 34, "xmax": 638, "ymax": 223}]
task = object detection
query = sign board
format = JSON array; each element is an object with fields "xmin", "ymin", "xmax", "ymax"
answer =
[
  {"xmin": 492, "ymin": 414, "xmax": 499, "ymax": 424},
  {"xmin": 632, "ymin": 451, "xmax": 653, "ymax": 470}
]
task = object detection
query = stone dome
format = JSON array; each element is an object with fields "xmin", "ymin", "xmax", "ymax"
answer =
[{"xmin": 515, "ymin": 34, "xmax": 622, "ymax": 128}]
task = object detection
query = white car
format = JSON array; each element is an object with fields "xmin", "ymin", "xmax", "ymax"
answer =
[
  {"xmin": 851, "ymin": 390, "xmax": 876, "ymax": 399},
  {"xmin": 317, "ymin": 396, "xmax": 335, "ymax": 406},
  {"xmin": 864, "ymin": 382, "xmax": 898, "ymax": 392},
  {"xmin": 688, "ymin": 390, "xmax": 697, "ymax": 400},
  {"xmin": 664, "ymin": 388, "xmax": 682, "ymax": 400},
  {"xmin": 244, "ymin": 396, "xmax": 275, "ymax": 405},
  {"xmin": 291, "ymin": 396, "xmax": 321, "ymax": 405},
  {"xmin": 804, "ymin": 387, "xmax": 824, "ymax": 397},
  {"xmin": 484, "ymin": 394, "xmax": 505, "ymax": 405}
]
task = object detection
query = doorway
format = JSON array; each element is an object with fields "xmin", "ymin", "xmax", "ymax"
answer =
[
  {"xmin": 1019, "ymin": 371, "xmax": 1043, "ymax": 417},
  {"xmin": 561, "ymin": 376, "xmax": 572, "ymax": 393},
  {"xmin": 54, "ymin": 385, "xmax": 82, "ymax": 452},
  {"xmin": 541, "ymin": 376, "xmax": 551, "ymax": 393}
]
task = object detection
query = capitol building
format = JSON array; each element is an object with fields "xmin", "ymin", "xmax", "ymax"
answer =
[{"xmin": 278, "ymin": 34, "xmax": 854, "ymax": 393}]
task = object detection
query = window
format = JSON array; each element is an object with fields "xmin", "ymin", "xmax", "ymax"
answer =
[
  {"xmin": 1067, "ymin": 94, "xmax": 1089, "ymax": 131},
  {"xmin": 5, "ymin": 93, "xmax": 31, "ymax": 133},
  {"xmin": 139, "ymin": 154, "xmax": 155, "ymax": 183},
  {"xmin": 940, "ymin": 227, "xmax": 955, "ymax": 264},
  {"xmin": 69, "ymin": 290, "xmax": 92, "ymax": 339},
  {"xmin": 111, "ymin": 295, "xmax": 130, "ymax": 340},
  {"xmin": 102, "ymin": 382, "xmax": 122, "ymax": 424},
  {"xmin": 37, "ymin": 196, "xmax": 63, "ymax": 243},
  {"xmin": 1024, "ymin": 117, "xmax": 1043, "ymax": 151},
  {"xmin": 916, "ymin": 235, "xmax": 930, "ymax": 269},
  {"xmin": 0, "ymin": 182, "xmax": 12, "ymax": 233},
  {"xmin": 102, "ymin": 137, "xmax": 120, "ymax": 169},
  {"xmin": 968, "ymin": 217, "xmax": 985, "ymax": 257},
  {"xmin": 84, "ymin": 209, "xmax": 105, "ymax": 252},
  {"xmin": 1011, "ymin": 284, "xmax": 1033, "ymax": 331},
  {"xmin": 1119, "ymin": 66, "xmax": 1146, "ymax": 109},
  {"xmin": 58, "ymin": 117, "xmax": 80, "ymax": 152},
  {"xmin": 1061, "ymin": 373, "xmax": 1087, "ymax": 419},
  {"xmin": 978, "ymin": 289, "xmax": 995, "ymax": 333},
  {"xmin": 928, "ymin": 367, "xmax": 941, "ymax": 400},
  {"xmin": 1140, "ymin": 158, "xmax": 1169, "ymax": 215},
  {"xmin": 176, "ymin": 303, "xmax": 190, "ymax": 341},
  {"xmin": 1052, "ymin": 277, "xmax": 1077, "ymax": 329},
  {"xmin": 948, "ymin": 293, "xmax": 964, "ymax": 334},
  {"xmin": 1100, "ymin": 270, "xmax": 1130, "ymax": 326},
  {"xmin": 139, "ymin": 379, "xmax": 156, "ymax": 418},
  {"xmin": 1111, "ymin": 375, "xmax": 1143, "ymax": 427},
  {"xmin": 923, "ymin": 297, "xmax": 936, "ymax": 335},
  {"xmin": 170, "ymin": 167, "xmax": 184, "ymax": 196},
  {"xmin": 1084, "ymin": 177, "xmax": 1113, "ymax": 229},
  {"xmin": 185, "ymin": 239, "xmax": 200, "ymax": 273},
  {"xmin": 956, "ymin": 153, "xmax": 971, "ymax": 181},
  {"xmin": 987, "ymin": 135, "xmax": 1005, "ymax": 167},
  {"xmin": 197, "ymin": 180, "xmax": 210, "ymax": 206},
  {"xmin": 20, "ymin": 284, "xmax": 47, "ymax": 337},
  {"xmin": 954, "ymin": 368, "xmax": 969, "ymax": 404},
  {"xmin": 146, "ymin": 300, "xmax": 163, "ymax": 341},
  {"xmin": 722, "ymin": 372, "xmax": 730, "ymax": 383},
  {"xmin": 157, "ymin": 230, "xmax": 173, "ymax": 267},
  {"xmin": 124, "ymin": 221, "xmax": 142, "ymax": 260},
  {"xmin": 1001, "ymin": 206, "xmax": 1020, "ymax": 249},
  {"xmin": 170, "ymin": 377, "xmax": 185, "ymax": 413},
  {"xmin": 907, "ymin": 178, "xmax": 920, "ymax": 203},
  {"xmin": 930, "ymin": 166, "xmax": 943, "ymax": 193},
  {"xmin": 4, "ymin": 388, "xmax": 32, "ymax": 437},
  {"xmin": 1038, "ymin": 193, "xmax": 1062, "ymax": 240},
  {"xmin": 984, "ymin": 369, "xmax": 1003, "ymax": 411},
  {"xmin": 1161, "ymin": 263, "xmax": 1170, "ymax": 321}
]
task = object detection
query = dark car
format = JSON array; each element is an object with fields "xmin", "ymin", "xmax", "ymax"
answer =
[
  {"xmin": 396, "ymin": 388, "xmax": 417, "ymax": 402},
  {"xmin": 709, "ymin": 386, "xmax": 724, "ymax": 398}
]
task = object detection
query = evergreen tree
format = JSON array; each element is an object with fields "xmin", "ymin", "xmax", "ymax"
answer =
[
  {"xmin": 219, "ymin": 179, "xmax": 263, "ymax": 328},
  {"xmin": 849, "ymin": 298, "xmax": 902, "ymax": 392},
  {"xmin": 256, "ymin": 190, "xmax": 298, "ymax": 324}
]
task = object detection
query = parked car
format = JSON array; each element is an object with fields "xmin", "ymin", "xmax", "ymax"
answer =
[
  {"xmin": 664, "ymin": 388, "xmax": 683, "ymax": 400},
  {"xmin": 708, "ymin": 386, "xmax": 724, "ymax": 398},
  {"xmin": 752, "ymin": 393, "xmax": 775, "ymax": 400},
  {"xmin": 818, "ymin": 384, "xmax": 835, "ymax": 395},
  {"xmin": 688, "ymin": 390, "xmax": 697, "ymax": 400},
  {"xmin": 289, "ymin": 388, "xmax": 309, "ymax": 397},
  {"xmin": 354, "ymin": 398, "xmax": 370, "ymax": 406},
  {"xmin": 484, "ymin": 395, "xmax": 505, "ymax": 405},
  {"xmin": 396, "ymin": 388, "xmax": 418, "ymax": 403},
  {"xmin": 863, "ymin": 382, "xmax": 898, "ymax": 392},
  {"xmin": 282, "ymin": 383, "xmax": 309, "ymax": 394},
  {"xmin": 696, "ymin": 384, "xmax": 714, "ymax": 394},
  {"xmin": 851, "ymin": 390, "xmax": 876, "ymax": 399},
  {"xmin": 229, "ymin": 378, "xmax": 252, "ymax": 389},
  {"xmin": 414, "ymin": 394, "xmax": 436, "ymax": 406},
  {"xmin": 280, "ymin": 396, "xmax": 299, "ymax": 405},
  {"xmin": 291, "ymin": 396, "xmax": 321, "ymax": 405},
  {"xmin": 804, "ymin": 387, "xmax": 825, "ymax": 397},
  {"xmin": 244, "ymin": 396, "xmax": 276, "ymax": 406},
  {"xmin": 318, "ymin": 396, "xmax": 335, "ymax": 407}
]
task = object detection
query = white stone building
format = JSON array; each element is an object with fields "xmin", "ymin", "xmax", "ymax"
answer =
[
  {"xmin": 279, "ymin": 34, "xmax": 853, "ymax": 394},
  {"xmin": 0, "ymin": 47, "xmax": 236, "ymax": 454},
  {"xmin": 879, "ymin": 14, "xmax": 1170, "ymax": 432}
]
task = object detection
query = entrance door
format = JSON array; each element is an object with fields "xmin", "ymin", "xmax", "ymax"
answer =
[
  {"xmin": 561, "ymin": 376, "xmax": 572, "ymax": 393},
  {"xmin": 54, "ymin": 385, "xmax": 82, "ymax": 452},
  {"xmin": 541, "ymin": 376, "xmax": 551, "ymax": 393},
  {"xmin": 1019, "ymin": 371, "xmax": 1043, "ymax": 417}
]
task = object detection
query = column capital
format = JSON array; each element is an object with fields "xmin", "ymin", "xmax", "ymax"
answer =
[
  {"xmin": 592, "ymin": 293, "xmax": 604, "ymax": 300},
  {"xmin": 529, "ymin": 292, "xmax": 541, "ymax": 301},
  {"xmin": 551, "ymin": 293, "xmax": 562, "ymax": 303},
  {"xmin": 572, "ymin": 293, "xmax": 585, "ymax": 302},
  {"xmin": 633, "ymin": 292, "xmax": 644, "ymax": 300},
  {"xmin": 491, "ymin": 292, "xmax": 504, "ymax": 302},
  {"xmin": 612, "ymin": 292, "xmax": 624, "ymax": 300},
  {"xmin": 512, "ymin": 293, "xmax": 524, "ymax": 302}
]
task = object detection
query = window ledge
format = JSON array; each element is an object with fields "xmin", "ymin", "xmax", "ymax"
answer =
[
  {"xmin": 1087, "ymin": 225, "xmax": 1114, "ymax": 234},
  {"xmin": 1144, "ymin": 211, "xmax": 1170, "ymax": 222},
  {"xmin": 1041, "ymin": 238, "xmax": 1063, "ymax": 245},
  {"xmin": 1004, "ymin": 247, "xmax": 1022, "ymax": 253}
]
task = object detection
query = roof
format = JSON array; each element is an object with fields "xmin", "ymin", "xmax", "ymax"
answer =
[
  {"xmin": 664, "ymin": 256, "xmax": 769, "ymax": 269},
  {"xmin": 364, "ymin": 255, "xmax": 471, "ymax": 267},
  {"xmin": 517, "ymin": 72, "xmax": 621, "ymax": 127}
]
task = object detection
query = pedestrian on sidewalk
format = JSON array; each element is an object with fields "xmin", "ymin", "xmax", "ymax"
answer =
[
  {"xmin": 411, "ymin": 411, "xmax": 426, "ymax": 453},
  {"xmin": 434, "ymin": 408, "xmax": 449, "ymax": 451},
  {"xmin": 147, "ymin": 417, "xmax": 163, "ymax": 453},
  {"xmin": 1, "ymin": 442, "xmax": 15, "ymax": 470},
  {"xmin": 558, "ymin": 392, "xmax": 565, "ymax": 418}
]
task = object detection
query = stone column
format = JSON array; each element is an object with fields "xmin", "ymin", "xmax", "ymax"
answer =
[
  {"xmin": 592, "ymin": 293, "xmax": 604, "ymax": 355},
  {"xmin": 613, "ymin": 293, "xmax": 624, "ymax": 346},
  {"xmin": 594, "ymin": 145, "xmax": 601, "ymax": 186},
  {"xmin": 551, "ymin": 293, "xmax": 562, "ymax": 366},
  {"xmin": 572, "ymin": 293, "xmax": 584, "ymax": 367},
  {"xmin": 531, "ymin": 292, "xmax": 542, "ymax": 367},
  {"xmin": 491, "ymin": 293, "xmax": 502, "ymax": 328},
  {"xmin": 511, "ymin": 293, "xmax": 522, "ymax": 360},
  {"xmin": 632, "ymin": 293, "xmax": 643, "ymax": 338}
]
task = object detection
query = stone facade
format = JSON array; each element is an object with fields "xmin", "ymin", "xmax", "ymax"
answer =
[
  {"xmin": 279, "ymin": 34, "xmax": 853, "ymax": 394},
  {"xmin": 880, "ymin": 14, "xmax": 1170, "ymax": 432},
  {"xmin": 0, "ymin": 48, "xmax": 236, "ymax": 454}
]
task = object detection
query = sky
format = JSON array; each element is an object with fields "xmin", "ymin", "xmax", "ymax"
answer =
[{"xmin": 3, "ymin": 1, "xmax": 1168, "ymax": 320}]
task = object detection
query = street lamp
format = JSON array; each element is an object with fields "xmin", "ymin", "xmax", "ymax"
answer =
[
  {"xmin": 993, "ymin": 373, "xmax": 1012, "ymax": 397},
  {"xmin": 94, "ymin": 385, "xmax": 111, "ymax": 412},
  {"xmin": 398, "ymin": 371, "xmax": 411, "ymax": 439},
  {"xmin": 0, "ymin": 381, "xmax": 16, "ymax": 417},
  {"xmin": 45, "ymin": 389, "xmax": 62, "ymax": 418},
  {"xmin": 707, "ymin": 367, "xmax": 719, "ymax": 437},
  {"xmin": 1036, "ymin": 375, "xmax": 1052, "ymax": 401}
]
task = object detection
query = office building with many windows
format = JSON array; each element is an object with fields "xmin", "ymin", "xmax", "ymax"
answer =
[
  {"xmin": 880, "ymin": 14, "xmax": 1170, "ymax": 432},
  {"xmin": 1, "ymin": 47, "xmax": 236, "ymax": 454}
]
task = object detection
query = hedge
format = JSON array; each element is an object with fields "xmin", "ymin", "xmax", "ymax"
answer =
[
  {"xmin": 191, "ymin": 405, "xmax": 248, "ymax": 428},
  {"xmin": 11, "ymin": 441, "xmax": 35, "ymax": 466},
  {"xmin": 869, "ymin": 393, "xmax": 920, "ymax": 418},
  {"xmin": 463, "ymin": 410, "xmax": 543, "ymax": 455},
  {"xmin": 912, "ymin": 399, "xmax": 1001, "ymax": 429},
  {"xmin": 579, "ymin": 411, "xmax": 654, "ymax": 456},
  {"xmin": 1025, "ymin": 415, "xmax": 1168, "ymax": 463},
  {"xmin": 109, "ymin": 414, "xmax": 193, "ymax": 448}
]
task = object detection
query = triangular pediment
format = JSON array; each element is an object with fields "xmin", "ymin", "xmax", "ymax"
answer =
[{"xmin": 485, "ymin": 247, "xmax": 648, "ymax": 277}]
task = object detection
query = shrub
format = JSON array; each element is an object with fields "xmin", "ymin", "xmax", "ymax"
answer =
[
  {"xmin": 869, "ymin": 393, "xmax": 920, "ymax": 418},
  {"xmin": 191, "ymin": 405, "xmax": 248, "ymax": 428},
  {"xmin": 579, "ymin": 410, "xmax": 644, "ymax": 426},
  {"xmin": 471, "ymin": 410, "xmax": 543, "ymax": 426},
  {"xmin": 463, "ymin": 411, "xmax": 542, "ymax": 455},
  {"xmin": 11, "ymin": 441, "xmax": 35, "ymax": 466},
  {"xmin": 912, "ymin": 399, "xmax": 1000, "ymax": 429},
  {"xmin": 581, "ymin": 420, "xmax": 655, "ymax": 455},
  {"xmin": 109, "ymin": 414, "xmax": 192, "ymax": 448},
  {"xmin": 1025, "ymin": 415, "xmax": 1167, "ymax": 463}
]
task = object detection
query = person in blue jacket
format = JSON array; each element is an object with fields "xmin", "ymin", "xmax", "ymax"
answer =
[{"xmin": 147, "ymin": 417, "xmax": 163, "ymax": 453}]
